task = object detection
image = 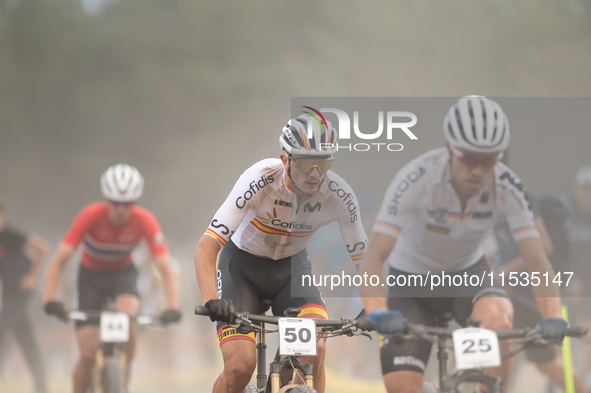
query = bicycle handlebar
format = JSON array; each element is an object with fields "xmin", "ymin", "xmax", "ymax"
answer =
[
  {"xmin": 403, "ymin": 322, "xmax": 587, "ymax": 341},
  {"xmin": 67, "ymin": 310, "xmax": 160, "ymax": 326},
  {"xmin": 194, "ymin": 305, "xmax": 371, "ymax": 329}
]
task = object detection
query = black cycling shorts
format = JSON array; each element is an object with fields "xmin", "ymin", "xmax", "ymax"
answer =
[
  {"xmin": 381, "ymin": 258, "xmax": 509, "ymax": 375},
  {"xmin": 76, "ymin": 263, "xmax": 140, "ymax": 328},
  {"xmin": 215, "ymin": 239, "xmax": 327, "ymax": 346}
]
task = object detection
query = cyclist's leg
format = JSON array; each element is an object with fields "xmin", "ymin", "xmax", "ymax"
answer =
[
  {"xmin": 273, "ymin": 249, "xmax": 328, "ymax": 393},
  {"xmin": 111, "ymin": 263, "xmax": 141, "ymax": 391},
  {"xmin": 74, "ymin": 325, "xmax": 100, "ymax": 393},
  {"xmin": 213, "ymin": 240, "xmax": 263, "ymax": 393},
  {"xmin": 74, "ymin": 264, "xmax": 106, "ymax": 393},
  {"xmin": 10, "ymin": 296, "xmax": 48, "ymax": 393},
  {"xmin": 382, "ymin": 296, "xmax": 435, "ymax": 393}
]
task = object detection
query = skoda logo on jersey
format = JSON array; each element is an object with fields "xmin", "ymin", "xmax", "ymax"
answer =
[{"xmin": 302, "ymin": 106, "xmax": 418, "ymax": 152}]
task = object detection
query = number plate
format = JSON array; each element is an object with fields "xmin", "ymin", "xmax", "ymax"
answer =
[
  {"xmin": 100, "ymin": 312, "xmax": 130, "ymax": 343},
  {"xmin": 452, "ymin": 327, "xmax": 500, "ymax": 370},
  {"xmin": 278, "ymin": 318, "xmax": 317, "ymax": 356}
]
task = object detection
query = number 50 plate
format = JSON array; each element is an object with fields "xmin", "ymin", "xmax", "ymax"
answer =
[
  {"xmin": 452, "ymin": 327, "xmax": 500, "ymax": 370},
  {"xmin": 278, "ymin": 318, "xmax": 317, "ymax": 356}
]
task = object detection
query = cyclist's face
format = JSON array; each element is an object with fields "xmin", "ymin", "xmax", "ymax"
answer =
[
  {"xmin": 574, "ymin": 185, "xmax": 591, "ymax": 213},
  {"xmin": 105, "ymin": 199, "xmax": 134, "ymax": 226},
  {"xmin": 449, "ymin": 148, "xmax": 497, "ymax": 199},
  {"xmin": 281, "ymin": 153, "xmax": 331, "ymax": 196}
]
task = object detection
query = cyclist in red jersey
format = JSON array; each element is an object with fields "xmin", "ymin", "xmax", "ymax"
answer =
[{"xmin": 43, "ymin": 164, "xmax": 181, "ymax": 393}]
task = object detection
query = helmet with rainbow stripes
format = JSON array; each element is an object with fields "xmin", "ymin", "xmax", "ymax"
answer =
[{"xmin": 279, "ymin": 114, "xmax": 338, "ymax": 156}]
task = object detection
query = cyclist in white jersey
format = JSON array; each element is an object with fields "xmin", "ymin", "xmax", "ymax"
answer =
[
  {"xmin": 194, "ymin": 114, "xmax": 368, "ymax": 393},
  {"xmin": 360, "ymin": 96, "xmax": 567, "ymax": 393}
]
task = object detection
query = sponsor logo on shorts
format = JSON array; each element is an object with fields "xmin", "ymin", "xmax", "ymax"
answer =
[{"xmin": 393, "ymin": 356, "xmax": 425, "ymax": 370}]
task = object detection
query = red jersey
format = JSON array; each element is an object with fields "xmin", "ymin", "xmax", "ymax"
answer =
[{"xmin": 63, "ymin": 202, "xmax": 168, "ymax": 271}]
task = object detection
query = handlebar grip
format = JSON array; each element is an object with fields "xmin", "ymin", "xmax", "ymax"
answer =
[
  {"xmin": 567, "ymin": 325, "xmax": 588, "ymax": 337},
  {"xmin": 355, "ymin": 316, "xmax": 376, "ymax": 332},
  {"xmin": 194, "ymin": 305, "xmax": 211, "ymax": 316}
]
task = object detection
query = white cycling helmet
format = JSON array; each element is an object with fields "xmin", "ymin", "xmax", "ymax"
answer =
[
  {"xmin": 444, "ymin": 96, "xmax": 510, "ymax": 157},
  {"xmin": 279, "ymin": 114, "xmax": 338, "ymax": 156},
  {"xmin": 100, "ymin": 164, "xmax": 144, "ymax": 202},
  {"xmin": 576, "ymin": 165, "xmax": 591, "ymax": 186}
]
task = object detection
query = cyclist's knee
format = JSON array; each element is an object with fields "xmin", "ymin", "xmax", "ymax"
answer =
[
  {"xmin": 223, "ymin": 352, "xmax": 256, "ymax": 381},
  {"xmin": 473, "ymin": 297, "xmax": 513, "ymax": 331},
  {"xmin": 78, "ymin": 347, "xmax": 96, "ymax": 366},
  {"xmin": 225, "ymin": 359, "xmax": 255, "ymax": 383}
]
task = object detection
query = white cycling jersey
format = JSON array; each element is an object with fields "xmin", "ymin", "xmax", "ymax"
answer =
[
  {"xmin": 374, "ymin": 147, "xmax": 539, "ymax": 274},
  {"xmin": 205, "ymin": 158, "xmax": 369, "ymax": 262}
]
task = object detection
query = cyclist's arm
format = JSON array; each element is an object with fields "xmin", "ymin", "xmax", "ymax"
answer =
[
  {"xmin": 42, "ymin": 241, "xmax": 75, "ymax": 303},
  {"xmin": 359, "ymin": 232, "xmax": 397, "ymax": 313},
  {"xmin": 153, "ymin": 253, "xmax": 180, "ymax": 309},
  {"xmin": 504, "ymin": 216, "xmax": 553, "ymax": 273},
  {"xmin": 516, "ymin": 236, "xmax": 562, "ymax": 318},
  {"xmin": 21, "ymin": 233, "xmax": 49, "ymax": 289},
  {"xmin": 194, "ymin": 235, "xmax": 222, "ymax": 303}
]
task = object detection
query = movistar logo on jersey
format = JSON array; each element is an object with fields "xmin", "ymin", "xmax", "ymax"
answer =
[
  {"xmin": 235, "ymin": 175, "xmax": 274, "ymax": 209},
  {"xmin": 328, "ymin": 180, "xmax": 358, "ymax": 223}
]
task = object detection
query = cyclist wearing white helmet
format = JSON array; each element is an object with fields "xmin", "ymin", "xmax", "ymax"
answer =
[
  {"xmin": 43, "ymin": 164, "xmax": 181, "ymax": 393},
  {"xmin": 359, "ymin": 96, "xmax": 566, "ymax": 393},
  {"xmin": 194, "ymin": 114, "xmax": 368, "ymax": 393}
]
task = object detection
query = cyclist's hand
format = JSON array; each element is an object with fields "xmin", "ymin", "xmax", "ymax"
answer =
[
  {"xmin": 159, "ymin": 309, "xmax": 183, "ymax": 325},
  {"xmin": 369, "ymin": 309, "xmax": 405, "ymax": 334},
  {"xmin": 44, "ymin": 301, "xmax": 67, "ymax": 322},
  {"xmin": 539, "ymin": 317, "xmax": 568, "ymax": 341},
  {"xmin": 205, "ymin": 299, "xmax": 236, "ymax": 323}
]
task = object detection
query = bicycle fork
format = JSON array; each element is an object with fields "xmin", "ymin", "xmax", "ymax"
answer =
[{"xmin": 257, "ymin": 321, "xmax": 267, "ymax": 391}]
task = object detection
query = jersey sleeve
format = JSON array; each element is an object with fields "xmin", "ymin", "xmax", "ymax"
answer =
[
  {"xmin": 372, "ymin": 161, "xmax": 427, "ymax": 240},
  {"xmin": 62, "ymin": 205, "xmax": 96, "ymax": 248},
  {"xmin": 138, "ymin": 209, "xmax": 169, "ymax": 257},
  {"xmin": 205, "ymin": 164, "xmax": 273, "ymax": 246},
  {"xmin": 329, "ymin": 176, "xmax": 369, "ymax": 264},
  {"xmin": 496, "ymin": 168, "xmax": 540, "ymax": 242}
]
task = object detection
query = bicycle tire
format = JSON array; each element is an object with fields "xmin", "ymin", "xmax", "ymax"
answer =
[
  {"xmin": 245, "ymin": 382, "xmax": 257, "ymax": 393},
  {"xmin": 101, "ymin": 357, "xmax": 123, "ymax": 393},
  {"xmin": 422, "ymin": 381, "xmax": 438, "ymax": 393},
  {"xmin": 290, "ymin": 385, "xmax": 317, "ymax": 393}
]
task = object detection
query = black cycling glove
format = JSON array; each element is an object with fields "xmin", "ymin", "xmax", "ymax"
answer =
[
  {"xmin": 159, "ymin": 309, "xmax": 183, "ymax": 325},
  {"xmin": 539, "ymin": 317, "xmax": 568, "ymax": 342},
  {"xmin": 205, "ymin": 299, "xmax": 236, "ymax": 323},
  {"xmin": 44, "ymin": 301, "xmax": 67, "ymax": 322}
]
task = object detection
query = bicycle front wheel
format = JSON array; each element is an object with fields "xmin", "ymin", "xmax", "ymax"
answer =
[
  {"xmin": 101, "ymin": 357, "xmax": 123, "ymax": 393},
  {"xmin": 290, "ymin": 385, "xmax": 317, "ymax": 393}
]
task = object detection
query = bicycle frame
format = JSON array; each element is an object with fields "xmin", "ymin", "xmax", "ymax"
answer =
[{"xmin": 256, "ymin": 305, "xmax": 315, "ymax": 393}]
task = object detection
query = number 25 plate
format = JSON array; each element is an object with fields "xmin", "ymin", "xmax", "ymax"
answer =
[
  {"xmin": 278, "ymin": 318, "xmax": 317, "ymax": 356},
  {"xmin": 452, "ymin": 327, "xmax": 500, "ymax": 370}
]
